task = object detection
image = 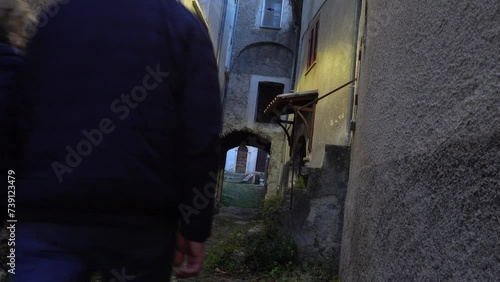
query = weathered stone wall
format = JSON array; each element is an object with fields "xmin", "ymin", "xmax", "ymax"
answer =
[
  {"xmin": 281, "ymin": 145, "xmax": 350, "ymax": 269},
  {"xmin": 230, "ymin": 0, "xmax": 295, "ymax": 59},
  {"xmin": 341, "ymin": 0, "xmax": 500, "ymax": 281},
  {"xmin": 222, "ymin": 0, "xmax": 296, "ymax": 196},
  {"xmin": 223, "ymin": 0, "xmax": 296, "ymax": 132}
]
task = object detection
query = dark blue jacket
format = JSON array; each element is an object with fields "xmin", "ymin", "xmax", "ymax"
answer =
[
  {"xmin": 0, "ymin": 43, "xmax": 23, "ymax": 158},
  {"xmin": 1, "ymin": 43, "xmax": 23, "ymax": 224},
  {"xmin": 12, "ymin": 0, "xmax": 221, "ymax": 242}
]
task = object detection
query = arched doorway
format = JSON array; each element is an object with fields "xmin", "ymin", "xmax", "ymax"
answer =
[{"xmin": 218, "ymin": 130, "xmax": 272, "ymax": 208}]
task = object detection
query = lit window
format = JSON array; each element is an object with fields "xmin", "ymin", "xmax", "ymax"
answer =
[
  {"xmin": 307, "ymin": 19, "xmax": 319, "ymax": 70},
  {"xmin": 255, "ymin": 81, "xmax": 284, "ymax": 123},
  {"xmin": 262, "ymin": 0, "xmax": 283, "ymax": 28}
]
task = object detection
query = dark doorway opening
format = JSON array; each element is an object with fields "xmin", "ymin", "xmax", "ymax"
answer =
[{"xmin": 256, "ymin": 82, "xmax": 284, "ymax": 123}]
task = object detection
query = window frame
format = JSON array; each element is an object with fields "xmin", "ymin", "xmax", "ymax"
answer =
[
  {"xmin": 260, "ymin": 0, "xmax": 284, "ymax": 29},
  {"xmin": 306, "ymin": 17, "xmax": 320, "ymax": 74}
]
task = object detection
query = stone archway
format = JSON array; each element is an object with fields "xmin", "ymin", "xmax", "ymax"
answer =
[
  {"xmin": 218, "ymin": 130, "xmax": 273, "ymax": 204},
  {"xmin": 221, "ymin": 129, "xmax": 272, "ymax": 154}
]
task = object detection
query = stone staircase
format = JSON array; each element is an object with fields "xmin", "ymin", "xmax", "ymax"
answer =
[{"xmin": 223, "ymin": 171, "xmax": 246, "ymax": 183}]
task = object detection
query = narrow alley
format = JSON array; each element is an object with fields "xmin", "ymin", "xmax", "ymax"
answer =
[{"xmin": 0, "ymin": 0, "xmax": 498, "ymax": 281}]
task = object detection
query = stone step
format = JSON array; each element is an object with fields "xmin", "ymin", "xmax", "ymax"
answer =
[{"xmin": 224, "ymin": 171, "xmax": 246, "ymax": 182}]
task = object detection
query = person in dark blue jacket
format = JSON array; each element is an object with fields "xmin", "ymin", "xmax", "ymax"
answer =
[
  {"xmin": 10, "ymin": 0, "xmax": 222, "ymax": 281},
  {"xmin": 0, "ymin": 39, "xmax": 24, "ymax": 275},
  {"xmin": 0, "ymin": 40, "xmax": 23, "ymax": 182},
  {"xmin": 1, "ymin": 0, "xmax": 36, "ymax": 224}
]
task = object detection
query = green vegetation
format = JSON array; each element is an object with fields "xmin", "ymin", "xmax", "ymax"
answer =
[
  {"xmin": 206, "ymin": 192, "xmax": 339, "ymax": 281},
  {"xmin": 298, "ymin": 260, "xmax": 340, "ymax": 281},
  {"xmin": 253, "ymin": 194, "xmax": 296, "ymax": 279},
  {"xmin": 258, "ymin": 193, "xmax": 284, "ymax": 222},
  {"xmin": 246, "ymin": 224, "xmax": 296, "ymax": 277},
  {"xmin": 220, "ymin": 182, "xmax": 265, "ymax": 208},
  {"xmin": 294, "ymin": 176, "xmax": 306, "ymax": 189},
  {"xmin": 203, "ymin": 219, "xmax": 250, "ymax": 273},
  {"xmin": 204, "ymin": 194, "xmax": 298, "ymax": 280},
  {"xmin": 29, "ymin": 184, "xmax": 334, "ymax": 282}
]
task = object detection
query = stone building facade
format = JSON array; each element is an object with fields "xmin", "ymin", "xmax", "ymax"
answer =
[
  {"xmin": 265, "ymin": 0, "xmax": 361, "ymax": 268},
  {"xmin": 220, "ymin": 0, "xmax": 296, "ymax": 196}
]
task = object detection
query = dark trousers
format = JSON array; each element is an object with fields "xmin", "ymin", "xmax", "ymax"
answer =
[{"xmin": 11, "ymin": 218, "xmax": 177, "ymax": 282}]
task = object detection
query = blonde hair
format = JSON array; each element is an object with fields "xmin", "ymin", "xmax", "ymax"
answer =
[{"xmin": 0, "ymin": 0, "xmax": 37, "ymax": 49}]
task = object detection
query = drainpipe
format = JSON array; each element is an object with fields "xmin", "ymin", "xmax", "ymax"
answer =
[
  {"xmin": 290, "ymin": 3, "xmax": 301, "ymax": 92},
  {"xmin": 216, "ymin": 0, "xmax": 229, "ymax": 65},
  {"xmin": 216, "ymin": 0, "xmax": 231, "ymax": 206},
  {"xmin": 345, "ymin": 0, "xmax": 363, "ymax": 146},
  {"xmin": 222, "ymin": 0, "xmax": 240, "ymax": 110},
  {"xmin": 283, "ymin": 1, "xmax": 302, "ymax": 197}
]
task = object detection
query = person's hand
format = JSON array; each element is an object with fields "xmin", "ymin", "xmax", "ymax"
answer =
[{"xmin": 173, "ymin": 233, "xmax": 206, "ymax": 278}]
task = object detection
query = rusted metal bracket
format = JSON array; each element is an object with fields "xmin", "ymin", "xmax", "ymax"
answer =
[
  {"xmin": 292, "ymin": 102, "xmax": 316, "ymax": 153},
  {"xmin": 275, "ymin": 116, "xmax": 292, "ymax": 147}
]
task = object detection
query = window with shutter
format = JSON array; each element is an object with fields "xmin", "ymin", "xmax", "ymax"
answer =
[{"xmin": 307, "ymin": 18, "xmax": 320, "ymax": 71}]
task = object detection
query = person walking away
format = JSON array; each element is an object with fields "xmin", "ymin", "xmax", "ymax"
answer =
[
  {"xmin": 12, "ymin": 0, "xmax": 221, "ymax": 281},
  {"xmin": 0, "ymin": 0, "xmax": 35, "ymax": 265}
]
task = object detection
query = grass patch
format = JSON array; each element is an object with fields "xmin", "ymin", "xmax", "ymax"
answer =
[
  {"xmin": 205, "ymin": 194, "xmax": 297, "ymax": 280},
  {"xmin": 203, "ymin": 222, "xmax": 249, "ymax": 274},
  {"xmin": 221, "ymin": 182, "xmax": 265, "ymax": 208},
  {"xmin": 246, "ymin": 225, "xmax": 295, "ymax": 275},
  {"xmin": 257, "ymin": 193, "xmax": 286, "ymax": 225},
  {"xmin": 203, "ymin": 223, "xmax": 296, "ymax": 279},
  {"xmin": 294, "ymin": 176, "xmax": 306, "ymax": 189},
  {"xmin": 296, "ymin": 260, "xmax": 340, "ymax": 281}
]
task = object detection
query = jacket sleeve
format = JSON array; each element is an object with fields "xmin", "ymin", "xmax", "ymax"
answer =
[
  {"xmin": 0, "ymin": 49, "xmax": 23, "ymax": 226},
  {"xmin": 177, "ymin": 16, "xmax": 222, "ymax": 242},
  {"xmin": 0, "ymin": 73, "xmax": 8, "ymax": 226}
]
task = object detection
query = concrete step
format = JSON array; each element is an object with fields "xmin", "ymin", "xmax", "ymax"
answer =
[{"xmin": 224, "ymin": 171, "xmax": 246, "ymax": 182}]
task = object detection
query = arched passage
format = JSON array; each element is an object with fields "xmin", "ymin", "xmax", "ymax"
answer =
[
  {"xmin": 216, "ymin": 130, "xmax": 272, "ymax": 207},
  {"xmin": 221, "ymin": 130, "xmax": 271, "ymax": 154}
]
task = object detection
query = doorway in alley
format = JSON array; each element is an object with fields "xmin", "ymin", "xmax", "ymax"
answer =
[{"xmin": 219, "ymin": 130, "xmax": 271, "ymax": 209}]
